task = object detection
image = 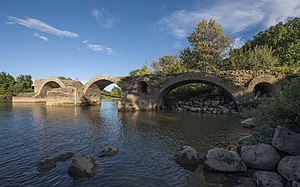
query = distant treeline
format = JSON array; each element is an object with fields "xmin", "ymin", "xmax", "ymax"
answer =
[
  {"xmin": 0, "ymin": 72, "xmax": 33, "ymax": 96},
  {"xmin": 101, "ymin": 87, "xmax": 124, "ymax": 99}
]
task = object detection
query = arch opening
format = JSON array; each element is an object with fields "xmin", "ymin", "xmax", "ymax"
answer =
[
  {"xmin": 253, "ymin": 82, "xmax": 275, "ymax": 97},
  {"xmin": 138, "ymin": 81, "xmax": 148, "ymax": 94},
  {"xmin": 39, "ymin": 81, "xmax": 61, "ymax": 98},
  {"xmin": 159, "ymin": 80, "xmax": 237, "ymax": 114},
  {"xmin": 84, "ymin": 79, "xmax": 124, "ymax": 105}
]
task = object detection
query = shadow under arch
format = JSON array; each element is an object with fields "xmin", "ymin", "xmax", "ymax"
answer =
[
  {"xmin": 157, "ymin": 72, "xmax": 242, "ymax": 110},
  {"xmin": 138, "ymin": 81, "xmax": 148, "ymax": 94},
  {"xmin": 247, "ymin": 75, "xmax": 281, "ymax": 97},
  {"xmin": 36, "ymin": 78, "xmax": 66, "ymax": 98},
  {"xmin": 82, "ymin": 75, "xmax": 124, "ymax": 105}
]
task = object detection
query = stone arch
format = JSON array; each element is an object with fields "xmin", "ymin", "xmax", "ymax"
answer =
[
  {"xmin": 82, "ymin": 75, "xmax": 124, "ymax": 105},
  {"xmin": 247, "ymin": 75, "xmax": 280, "ymax": 96},
  {"xmin": 36, "ymin": 77, "xmax": 66, "ymax": 98},
  {"xmin": 157, "ymin": 72, "xmax": 243, "ymax": 109}
]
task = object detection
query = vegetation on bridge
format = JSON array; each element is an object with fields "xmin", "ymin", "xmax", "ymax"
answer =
[{"xmin": 0, "ymin": 72, "xmax": 33, "ymax": 97}]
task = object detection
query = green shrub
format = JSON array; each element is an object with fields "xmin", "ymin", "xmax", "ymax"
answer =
[{"xmin": 252, "ymin": 77, "xmax": 300, "ymax": 144}]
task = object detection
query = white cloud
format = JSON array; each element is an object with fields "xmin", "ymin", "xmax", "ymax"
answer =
[
  {"xmin": 231, "ymin": 37, "xmax": 245, "ymax": 49},
  {"xmin": 33, "ymin": 33, "xmax": 49, "ymax": 42},
  {"xmin": 7, "ymin": 16, "xmax": 78, "ymax": 38},
  {"xmin": 82, "ymin": 39, "xmax": 89, "ymax": 44},
  {"xmin": 156, "ymin": 0, "xmax": 300, "ymax": 39},
  {"xmin": 92, "ymin": 8, "xmax": 118, "ymax": 29},
  {"xmin": 84, "ymin": 40, "xmax": 116, "ymax": 55}
]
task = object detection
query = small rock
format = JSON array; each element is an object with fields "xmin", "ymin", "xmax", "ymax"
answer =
[
  {"xmin": 175, "ymin": 145, "xmax": 199, "ymax": 171},
  {"xmin": 203, "ymin": 148, "xmax": 247, "ymax": 172},
  {"xmin": 98, "ymin": 148, "xmax": 119, "ymax": 157},
  {"xmin": 54, "ymin": 152, "xmax": 74, "ymax": 162},
  {"xmin": 190, "ymin": 107, "xmax": 197, "ymax": 112},
  {"xmin": 37, "ymin": 158, "xmax": 56, "ymax": 172},
  {"xmin": 277, "ymin": 155, "xmax": 300, "ymax": 182},
  {"xmin": 241, "ymin": 118, "xmax": 256, "ymax": 128},
  {"xmin": 68, "ymin": 156, "xmax": 100, "ymax": 179},
  {"xmin": 241, "ymin": 143, "xmax": 280, "ymax": 170},
  {"xmin": 208, "ymin": 107, "xmax": 214, "ymax": 111},
  {"xmin": 237, "ymin": 134, "xmax": 254, "ymax": 154},
  {"xmin": 293, "ymin": 181, "xmax": 300, "ymax": 187},
  {"xmin": 272, "ymin": 126, "xmax": 300, "ymax": 155},
  {"xmin": 252, "ymin": 171, "xmax": 284, "ymax": 187}
]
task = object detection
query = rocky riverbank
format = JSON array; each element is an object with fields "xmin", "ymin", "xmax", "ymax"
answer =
[
  {"xmin": 175, "ymin": 116, "xmax": 300, "ymax": 186},
  {"xmin": 167, "ymin": 93, "xmax": 238, "ymax": 114}
]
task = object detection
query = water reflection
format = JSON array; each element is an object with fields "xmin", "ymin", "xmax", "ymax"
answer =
[{"xmin": 1, "ymin": 100, "xmax": 247, "ymax": 186}]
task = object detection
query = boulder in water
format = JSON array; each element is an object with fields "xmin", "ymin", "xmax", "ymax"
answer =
[
  {"xmin": 68, "ymin": 156, "xmax": 100, "ymax": 179},
  {"xmin": 174, "ymin": 145, "xmax": 199, "ymax": 171}
]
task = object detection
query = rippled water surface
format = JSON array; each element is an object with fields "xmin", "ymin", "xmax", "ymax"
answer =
[{"xmin": 0, "ymin": 99, "xmax": 247, "ymax": 186}]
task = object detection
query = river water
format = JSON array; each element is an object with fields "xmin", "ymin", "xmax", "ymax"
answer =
[{"xmin": 0, "ymin": 99, "xmax": 248, "ymax": 186}]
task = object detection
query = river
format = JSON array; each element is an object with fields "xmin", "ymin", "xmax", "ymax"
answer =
[{"xmin": 0, "ymin": 99, "xmax": 248, "ymax": 186}]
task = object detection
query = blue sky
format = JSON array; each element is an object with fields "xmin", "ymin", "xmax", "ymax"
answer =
[{"xmin": 0, "ymin": 0, "xmax": 299, "ymax": 83}]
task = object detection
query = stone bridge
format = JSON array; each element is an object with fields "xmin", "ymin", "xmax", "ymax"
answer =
[{"xmin": 12, "ymin": 70, "xmax": 284, "ymax": 111}]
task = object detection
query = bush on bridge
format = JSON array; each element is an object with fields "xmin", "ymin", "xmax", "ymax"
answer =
[
  {"xmin": 224, "ymin": 45, "xmax": 279, "ymax": 70},
  {"xmin": 129, "ymin": 64, "xmax": 152, "ymax": 76},
  {"xmin": 251, "ymin": 76, "xmax": 300, "ymax": 144}
]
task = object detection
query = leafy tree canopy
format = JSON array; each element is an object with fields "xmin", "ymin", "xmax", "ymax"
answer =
[
  {"xmin": 224, "ymin": 45, "xmax": 279, "ymax": 70},
  {"xmin": 184, "ymin": 18, "xmax": 231, "ymax": 72},
  {"xmin": 151, "ymin": 55, "xmax": 186, "ymax": 75},
  {"xmin": 230, "ymin": 17, "xmax": 300, "ymax": 68},
  {"xmin": 0, "ymin": 72, "xmax": 33, "ymax": 95},
  {"xmin": 129, "ymin": 64, "xmax": 152, "ymax": 76}
]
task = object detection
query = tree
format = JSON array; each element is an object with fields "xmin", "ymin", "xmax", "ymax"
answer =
[
  {"xmin": 225, "ymin": 45, "xmax": 279, "ymax": 70},
  {"xmin": 0, "ymin": 72, "xmax": 15, "ymax": 94},
  {"xmin": 185, "ymin": 18, "xmax": 231, "ymax": 71},
  {"xmin": 13, "ymin": 75, "xmax": 33, "ymax": 93},
  {"xmin": 234, "ymin": 17, "xmax": 300, "ymax": 68},
  {"xmin": 129, "ymin": 64, "xmax": 152, "ymax": 76},
  {"xmin": 110, "ymin": 87, "xmax": 123, "ymax": 98},
  {"xmin": 151, "ymin": 55, "xmax": 186, "ymax": 75}
]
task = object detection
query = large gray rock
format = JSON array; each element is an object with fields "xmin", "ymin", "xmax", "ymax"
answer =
[
  {"xmin": 241, "ymin": 143, "xmax": 280, "ymax": 170},
  {"xmin": 68, "ymin": 156, "xmax": 100, "ymax": 179},
  {"xmin": 203, "ymin": 148, "xmax": 247, "ymax": 172},
  {"xmin": 277, "ymin": 155, "xmax": 300, "ymax": 182},
  {"xmin": 241, "ymin": 118, "xmax": 256, "ymax": 128},
  {"xmin": 272, "ymin": 126, "xmax": 300, "ymax": 155},
  {"xmin": 175, "ymin": 146, "xmax": 199, "ymax": 171},
  {"xmin": 253, "ymin": 171, "xmax": 284, "ymax": 187}
]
